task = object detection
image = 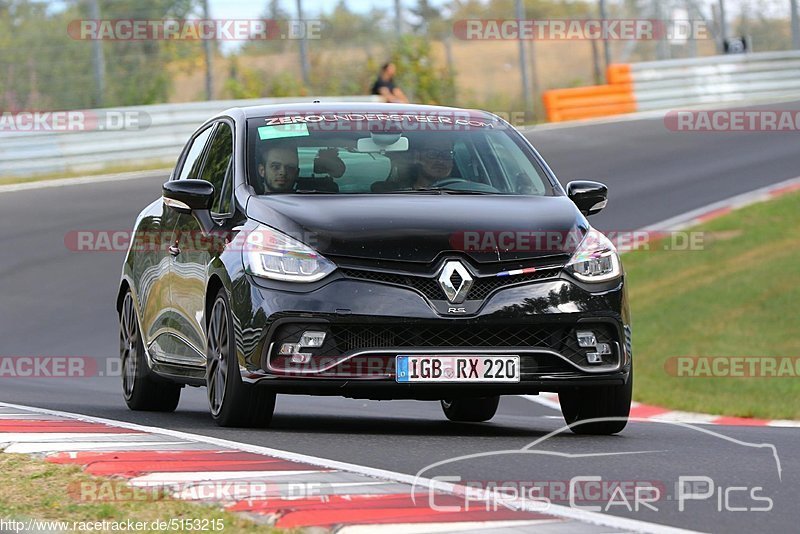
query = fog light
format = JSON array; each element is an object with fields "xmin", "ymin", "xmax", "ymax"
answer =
[
  {"xmin": 586, "ymin": 352, "xmax": 603, "ymax": 364},
  {"xmin": 290, "ymin": 352, "xmax": 312, "ymax": 364},
  {"xmin": 576, "ymin": 331, "xmax": 596, "ymax": 348},
  {"xmin": 299, "ymin": 331, "xmax": 326, "ymax": 348},
  {"xmin": 279, "ymin": 343, "xmax": 298, "ymax": 355},
  {"xmin": 596, "ymin": 343, "xmax": 611, "ymax": 355}
]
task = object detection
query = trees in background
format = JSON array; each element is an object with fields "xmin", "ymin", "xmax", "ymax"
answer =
[
  {"xmin": 2, "ymin": 0, "xmax": 798, "ymax": 111},
  {"xmin": 0, "ymin": 0, "xmax": 199, "ymax": 111}
]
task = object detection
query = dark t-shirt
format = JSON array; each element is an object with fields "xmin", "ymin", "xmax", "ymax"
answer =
[{"xmin": 371, "ymin": 77, "xmax": 396, "ymax": 96}]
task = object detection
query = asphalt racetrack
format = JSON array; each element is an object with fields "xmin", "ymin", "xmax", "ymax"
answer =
[{"xmin": 2, "ymin": 103, "xmax": 799, "ymax": 532}]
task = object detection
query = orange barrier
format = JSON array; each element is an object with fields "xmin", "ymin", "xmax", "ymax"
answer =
[{"xmin": 542, "ymin": 64, "xmax": 635, "ymax": 122}]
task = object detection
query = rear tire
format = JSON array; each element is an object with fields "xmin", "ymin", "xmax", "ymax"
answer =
[
  {"xmin": 119, "ymin": 291, "xmax": 181, "ymax": 412},
  {"xmin": 559, "ymin": 375, "xmax": 632, "ymax": 435},
  {"xmin": 206, "ymin": 289, "xmax": 275, "ymax": 428},
  {"xmin": 441, "ymin": 397, "xmax": 500, "ymax": 422}
]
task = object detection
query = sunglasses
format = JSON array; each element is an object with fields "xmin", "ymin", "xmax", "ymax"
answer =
[{"xmin": 421, "ymin": 149, "xmax": 454, "ymax": 161}]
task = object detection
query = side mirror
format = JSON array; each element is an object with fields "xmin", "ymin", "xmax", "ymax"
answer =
[
  {"xmin": 566, "ymin": 180, "xmax": 608, "ymax": 216},
  {"xmin": 162, "ymin": 180, "xmax": 215, "ymax": 234},
  {"xmin": 163, "ymin": 180, "xmax": 214, "ymax": 214}
]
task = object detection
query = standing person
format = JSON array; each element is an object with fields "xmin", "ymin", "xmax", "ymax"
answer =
[{"xmin": 371, "ymin": 62, "xmax": 409, "ymax": 103}]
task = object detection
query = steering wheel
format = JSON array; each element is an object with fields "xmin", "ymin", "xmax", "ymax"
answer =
[{"xmin": 429, "ymin": 178, "xmax": 468, "ymax": 188}]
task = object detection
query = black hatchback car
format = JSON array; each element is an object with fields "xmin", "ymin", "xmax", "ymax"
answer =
[{"xmin": 117, "ymin": 103, "xmax": 632, "ymax": 434}]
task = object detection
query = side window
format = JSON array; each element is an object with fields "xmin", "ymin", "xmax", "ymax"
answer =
[
  {"xmin": 200, "ymin": 122, "xmax": 234, "ymax": 215},
  {"xmin": 485, "ymin": 134, "xmax": 547, "ymax": 195},
  {"xmin": 177, "ymin": 126, "xmax": 214, "ymax": 181}
]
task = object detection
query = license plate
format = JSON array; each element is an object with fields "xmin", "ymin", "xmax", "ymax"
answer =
[{"xmin": 395, "ymin": 355, "xmax": 520, "ymax": 383}]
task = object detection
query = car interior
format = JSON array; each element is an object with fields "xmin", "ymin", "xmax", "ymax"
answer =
[{"xmin": 247, "ymin": 126, "xmax": 550, "ymax": 196}]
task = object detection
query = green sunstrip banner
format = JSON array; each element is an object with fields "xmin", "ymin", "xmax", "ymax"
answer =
[{"xmin": 258, "ymin": 123, "xmax": 310, "ymax": 140}]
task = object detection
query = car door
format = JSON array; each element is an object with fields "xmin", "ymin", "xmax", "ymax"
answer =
[
  {"xmin": 144, "ymin": 124, "xmax": 214, "ymax": 366},
  {"xmin": 170, "ymin": 120, "xmax": 236, "ymax": 361}
]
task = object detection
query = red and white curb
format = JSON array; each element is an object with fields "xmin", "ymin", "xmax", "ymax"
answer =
[
  {"xmin": 637, "ymin": 175, "xmax": 800, "ymax": 234},
  {"xmin": 526, "ymin": 394, "xmax": 800, "ymax": 428},
  {"xmin": 0, "ymin": 402, "xmax": 695, "ymax": 534}
]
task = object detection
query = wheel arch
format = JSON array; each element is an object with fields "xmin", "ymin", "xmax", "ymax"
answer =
[
  {"xmin": 116, "ymin": 277, "xmax": 137, "ymax": 316},
  {"xmin": 205, "ymin": 274, "xmax": 225, "ymax": 329}
]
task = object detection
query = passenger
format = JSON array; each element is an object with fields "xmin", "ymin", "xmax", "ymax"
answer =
[{"xmin": 258, "ymin": 145, "xmax": 299, "ymax": 193}]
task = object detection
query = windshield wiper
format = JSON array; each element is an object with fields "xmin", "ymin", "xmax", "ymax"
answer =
[
  {"xmin": 382, "ymin": 187, "xmax": 446, "ymax": 194},
  {"xmin": 383, "ymin": 187, "xmax": 497, "ymax": 195},
  {"xmin": 437, "ymin": 189, "xmax": 497, "ymax": 195},
  {"xmin": 294, "ymin": 189, "xmax": 336, "ymax": 194}
]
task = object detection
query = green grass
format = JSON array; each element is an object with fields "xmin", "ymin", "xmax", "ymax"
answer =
[
  {"xmin": 0, "ymin": 454, "xmax": 286, "ymax": 533},
  {"xmin": 625, "ymin": 190, "xmax": 800, "ymax": 420}
]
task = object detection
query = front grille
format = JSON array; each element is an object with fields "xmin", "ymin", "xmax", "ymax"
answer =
[
  {"xmin": 269, "ymin": 321, "xmax": 619, "ymax": 370},
  {"xmin": 329, "ymin": 323, "xmax": 562, "ymax": 351},
  {"xmin": 342, "ymin": 268, "xmax": 561, "ymax": 301}
]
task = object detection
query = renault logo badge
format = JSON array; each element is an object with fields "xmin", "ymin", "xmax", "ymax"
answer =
[{"xmin": 437, "ymin": 261, "xmax": 474, "ymax": 304}]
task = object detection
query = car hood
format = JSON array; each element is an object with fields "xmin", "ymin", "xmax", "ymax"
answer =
[{"xmin": 246, "ymin": 194, "xmax": 587, "ymax": 264}]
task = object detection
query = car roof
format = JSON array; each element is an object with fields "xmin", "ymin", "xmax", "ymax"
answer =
[{"xmin": 224, "ymin": 102, "xmax": 498, "ymax": 121}]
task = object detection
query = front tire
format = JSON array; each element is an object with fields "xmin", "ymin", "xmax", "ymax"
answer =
[
  {"xmin": 206, "ymin": 289, "xmax": 275, "ymax": 428},
  {"xmin": 559, "ymin": 375, "xmax": 632, "ymax": 435},
  {"xmin": 119, "ymin": 291, "xmax": 181, "ymax": 412},
  {"xmin": 441, "ymin": 397, "xmax": 500, "ymax": 422}
]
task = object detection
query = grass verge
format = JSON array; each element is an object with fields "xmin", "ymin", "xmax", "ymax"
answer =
[
  {"xmin": 625, "ymin": 190, "xmax": 800, "ymax": 420},
  {"xmin": 0, "ymin": 454, "xmax": 284, "ymax": 533}
]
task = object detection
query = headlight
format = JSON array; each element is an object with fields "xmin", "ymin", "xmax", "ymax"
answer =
[
  {"xmin": 565, "ymin": 229, "xmax": 621, "ymax": 282},
  {"xmin": 244, "ymin": 225, "xmax": 336, "ymax": 282}
]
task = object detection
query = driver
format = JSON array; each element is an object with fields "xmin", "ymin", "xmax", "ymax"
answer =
[
  {"xmin": 258, "ymin": 145, "xmax": 299, "ymax": 193},
  {"xmin": 413, "ymin": 139, "xmax": 454, "ymax": 189}
]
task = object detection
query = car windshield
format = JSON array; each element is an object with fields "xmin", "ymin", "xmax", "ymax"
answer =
[{"xmin": 246, "ymin": 111, "xmax": 555, "ymax": 196}]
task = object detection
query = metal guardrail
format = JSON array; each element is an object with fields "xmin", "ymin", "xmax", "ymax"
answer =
[
  {"xmin": 0, "ymin": 96, "xmax": 381, "ymax": 178},
  {"xmin": 542, "ymin": 51, "xmax": 800, "ymax": 122},
  {"xmin": 630, "ymin": 50, "xmax": 800, "ymax": 111}
]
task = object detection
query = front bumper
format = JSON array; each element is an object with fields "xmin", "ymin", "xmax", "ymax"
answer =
[{"xmin": 231, "ymin": 271, "xmax": 631, "ymax": 398}]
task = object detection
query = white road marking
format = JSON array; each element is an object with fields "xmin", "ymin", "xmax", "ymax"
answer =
[
  {"xmin": 0, "ymin": 432, "xmax": 144, "ymax": 442},
  {"xmin": 638, "ymin": 175, "xmax": 800, "ymax": 233},
  {"xmin": 129, "ymin": 470, "xmax": 325, "ymax": 486},
  {"xmin": 4, "ymin": 441, "xmax": 190, "ymax": 454},
  {"xmin": 766, "ymin": 420, "xmax": 800, "ymax": 428},
  {"xmin": 0, "ymin": 401, "xmax": 700, "ymax": 534},
  {"xmin": 651, "ymin": 412, "xmax": 719, "ymax": 424},
  {"xmin": 0, "ymin": 169, "xmax": 168, "ymax": 194}
]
